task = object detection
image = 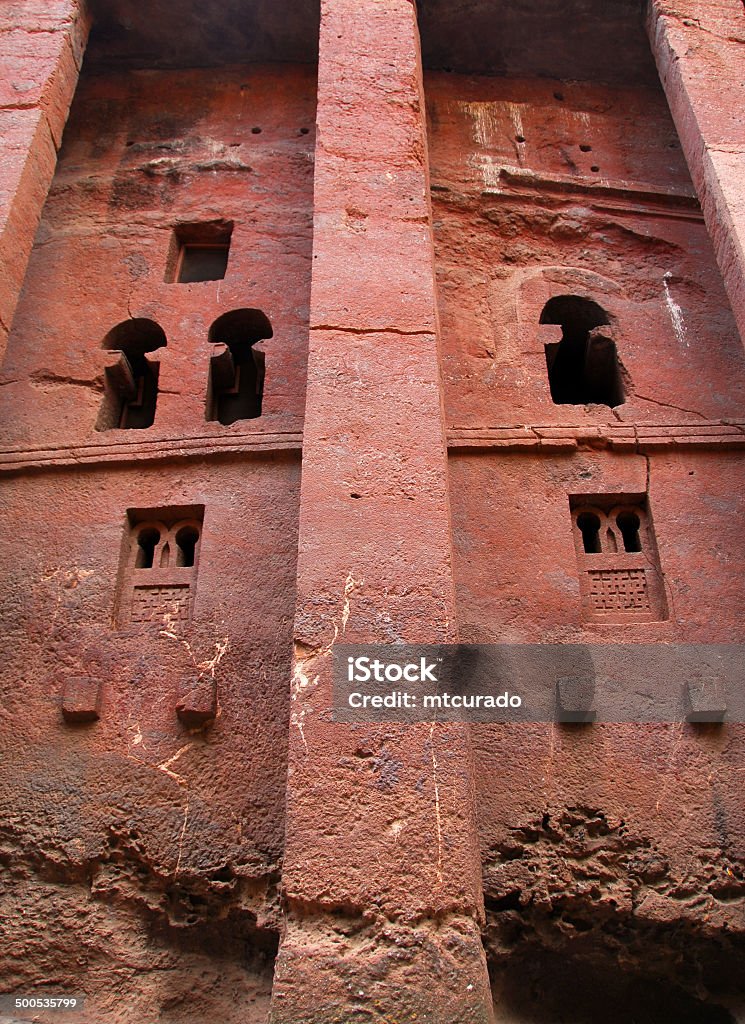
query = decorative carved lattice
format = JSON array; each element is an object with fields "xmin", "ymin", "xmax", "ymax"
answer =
[
  {"xmin": 131, "ymin": 585, "xmax": 191, "ymax": 627},
  {"xmin": 588, "ymin": 569, "xmax": 650, "ymax": 614}
]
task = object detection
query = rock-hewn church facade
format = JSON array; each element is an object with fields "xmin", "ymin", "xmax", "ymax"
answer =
[{"xmin": 1, "ymin": 1, "xmax": 744, "ymax": 1021}]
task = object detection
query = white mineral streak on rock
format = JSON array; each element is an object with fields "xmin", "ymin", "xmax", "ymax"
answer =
[{"xmin": 663, "ymin": 271, "xmax": 689, "ymax": 347}]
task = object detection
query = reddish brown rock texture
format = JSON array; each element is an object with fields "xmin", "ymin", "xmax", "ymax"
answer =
[
  {"xmin": 0, "ymin": 0, "xmax": 90, "ymax": 362},
  {"xmin": 273, "ymin": 1, "xmax": 491, "ymax": 1020},
  {"xmin": 0, "ymin": 7, "xmax": 314, "ymax": 1021},
  {"xmin": 648, "ymin": 0, "xmax": 745, "ymax": 341},
  {"xmin": 1, "ymin": 0, "xmax": 745, "ymax": 1022}
]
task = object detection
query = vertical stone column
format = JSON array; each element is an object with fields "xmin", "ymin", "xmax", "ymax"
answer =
[
  {"xmin": 0, "ymin": 0, "xmax": 90, "ymax": 362},
  {"xmin": 270, "ymin": 1, "xmax": 494, "ymax": 1022},
  {"xmin": 647, "ymin": 0, "xmax": 745, "ymax": 343}
]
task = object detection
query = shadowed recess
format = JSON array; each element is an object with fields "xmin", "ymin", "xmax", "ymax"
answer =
[
  {"xmin": 97, "ymin": 319, "xmax": 167, "ymax": 430},
  {"xmin": 541, "ymin": 295, "xmax": 623, "ymax": 407},
  {"xmin": 87, "ymin": 0, "xmax": 321, "ymax": 68},
  {"xmin": 416, "ymin": 0, "xmax": 658, "ymax": 86},
  {"xmin": 207, "ymin": 309, "xmax": 273, "ymax": 426}
]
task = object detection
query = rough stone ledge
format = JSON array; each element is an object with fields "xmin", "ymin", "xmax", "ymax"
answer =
[
  {"xmin": 434, "ymin": 169, "xmax": 702, "ymax": 222},
  {"xmin": 448, "ymin": 420, "xmax": 745, "ymax": 454},
  {"xmin": 0, "ymin": 430, "xmax": 303, "ymax": 474}
]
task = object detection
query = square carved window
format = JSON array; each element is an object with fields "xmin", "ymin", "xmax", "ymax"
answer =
[
  {"xmin": 116, "ymin": 506, "xmax": 204, "ymax": 631},
  {"xmin": 569, "ymin": 495, "xmax": 667, "ymax": 623},
  {"xmin": 165, "ymin": 221, "xmax": 233, "ymax": 283}
]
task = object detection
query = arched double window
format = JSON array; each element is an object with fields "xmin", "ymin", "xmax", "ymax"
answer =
[
  {"xmin": 569, "ymin": 497, "xmax": 667, "ymax": 622},
  {"xmin": 117, "ymin": 509, "xmax": 205, "ymax": 631},
  {"xmin": 131, "ymin": 520, "xmax": 202, "ymax": 570},
  {"xmin": 574, "ymin": 506, "xmax": 643, "ymax": 555}
]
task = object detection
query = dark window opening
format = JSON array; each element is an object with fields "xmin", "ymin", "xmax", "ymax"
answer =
[
  {"xmin": 178, "ymin": 245, "xmax": 230, "ymax": 283},
  {"xmin": 118, "ymin": 360, "xmax": 160, "ymax": 429},
  {"xmin": 176, "ymin": 527, "xmax": 200, "ymax": 567},
  {"xmin": 542, "ymin": 295, "xmax": 624, "ymax": 407},
  {"xmin": 207, "ymin": 308, "xmax": 273, "ymax": 425},
  {"xmin": 167, "ymin": 221, "xmax": 233, "ymax": 283},
  {"xmin": 617, "ymin": 511, "xmax": 642, "ymax": 552},
  {"xmin": 577, "ymin": 512, "xmax": 601, "ymax": 553},
  {"xmin": 136, "ymin": 528, "xmax": 160, "ymax": 568},
  {"xmin": 97, "ymin": 319, "xmax": 167, "ymax": 431}
]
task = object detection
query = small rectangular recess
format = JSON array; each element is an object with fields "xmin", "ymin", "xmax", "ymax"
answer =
[
  {"xmin": 165, "ymin": 221, "xmax": 233, "ymax": 283},
  {"xmin": 178, "ymin": 244, "xmax": 229, "ymax": 283}
]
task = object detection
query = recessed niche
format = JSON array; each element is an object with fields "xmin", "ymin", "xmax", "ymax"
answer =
[
  {"xmin": 206, "ymin": 308, "xmax": 273, "ymax": 425},
  {"xmin": 542, "ymin": 295, "xmax": 624, "ymax": 408},
  {"xmin": 116, "ymin": 506, "xmax": 205, "ymax": 631},
  {"xmin": 166, "ymin": 221, "xmax": 233, "ymax": 283},
  {"xmin": 569, "ymin": 495, "xmax": 667, "ymax": 623},
  {"xmin": 96, "ymin": 319, "xmax": 167, "ymax": 431}
]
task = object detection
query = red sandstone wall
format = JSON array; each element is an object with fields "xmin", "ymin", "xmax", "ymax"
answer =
[
  {"xmin": 0, "ymin": 0, "xmax": 89, "ymax": 362},
  {"xmin": 2, "ymin": 1, "xmax": 744, "ymax": 1022},
  {"xmin": 0, "ymin": 459, "xmax": 298, "ymax": 1019},
  {"xmin": 448, "ymin": 449, "xmax": 745, "ymax": 642},
  {"xmin": 648, "ymin": 0, "xmax": 745, "ymax": 345},
  {"xmin": 0, "ymin": 58, "xmax": 315, "ymax": 1023},
  {"xmin": 427, "ymin": 74, "xmax": 745, "ymax": 429},
  {"xmin": 0, "ymin": 63, "xmax": 316, "ymax": 447},
  {"xmin": 427, "ymin": 71, "xmax": 745, "ymax": 1019}
]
